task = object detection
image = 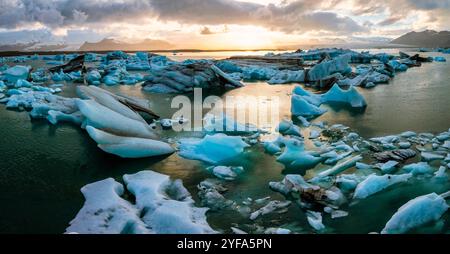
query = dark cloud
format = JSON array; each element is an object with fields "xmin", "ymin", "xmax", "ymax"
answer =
[
  {"xmin": 200, "ymin": 27, "xmax": 214, "ymax": 35},
  {"xmin": 377, "ymin": 16, "xmax": 403, "ymax": 26},
  {"xmin": 0, "ymin": 0, "xmax": 366, "ymax": 35}
]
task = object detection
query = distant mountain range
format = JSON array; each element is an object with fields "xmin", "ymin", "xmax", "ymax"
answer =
[
  {"xmin": 391, "ymin": 30, "xmax": 450, "ymax": 47},
  {"xmin": 79, "ymin": 38, "xmax": 174, "ymax": 51}
]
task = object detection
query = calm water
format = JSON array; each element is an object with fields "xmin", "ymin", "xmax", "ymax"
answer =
[{"xmin": 0, "ymin": 49, "xmax": 449, "ymax": 234}]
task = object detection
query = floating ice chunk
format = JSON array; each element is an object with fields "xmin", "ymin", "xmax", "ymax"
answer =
[
  {"xmin": 320, "ymin": 84, "xmax": 367, "ymax": 108},
  {"xmin": 277, "ymin": 119, "xmax": 302, "ymax": 137},
  {"xmin": 203, "ymin": 113, "xmax": 258, "ymax": 133},
  {"xmin": 309, "ymin": 130, "xmax": 320, "ymax": 139},
  {"xmin": 0, "ymin": 81, "xmax": 6, "ymax": 92},
  {"xmin": 86, "ymin": 126, "xmax": 174, "ymax": 158},
  {"xmin": 207, "ymin": 166, "xmax": 244, "ymax": 181},
  {"xmin": 292, "ymin": 86, "xmax": 322, "ymax": 106},
  {"xmin": 306, "ymin": 211, "xmax": 325, "ymax": 231},
  {"xmin": 264, "ymin": 228, "xmax": 291, "ymax": 234},
  {"xmin": 77, "ymin": 86, "xmax": 146, "ymax": 123},
  {"xmin": 434, "ymin": 166, "xmax": 448, "ymax": 180},
  {"xmin": 123, "ymin": 171, "xmax": 216, "ymax": 234},
  {"xmin": 331, "ymin": 210, "xmax": 349, "ymax": 219},
  {"xmin": 421, "ymin": 152, "xmax": 445, "ymax": 162},
  {"xmin": 314, "ymin": 155, "xmax": 363, "ymax": 179},
  {"xmin": 76, "ymin": 99, "xmax": 158, "ymax": 139},
  {"xmin": 353, "ymin": 173, "xmax": 412, "ymax": 199},
  {"xmin": 370, "ymin": 135, "xmax": 399, "ymax": 144},
  {"xmin": 381, "ymin": 192, "xmax": 449, "ymax": 234},
  {"xmin": 250, "ymin": 200, "xmax": 291, "ymax": 220},
  {"xmin": 307, "ymin": 54, "xmax": 351, "ymax": 81},
  {"xmin": 443, "ymin": 141, "xmax": 450, "ymax": 149},
  {"xmin": 263, "ymin": 135, "xmax": 286, "ymax": 155},
  {"xmin": 434, "ymin": 56, "xmax": 446, "ymax": 62},
  {"xmin": 3, "ymin": 65, "xmax": 31, "ymax": 84},
  {"xmin": 86, "ymin": 70, "xmax": 101, "ymax": 85},
  {"xmin": 402, "ymin": 162, "xmax": 434, "ymax": 175},
  {"xmin": 297, "ymin": 116, "xmax": 311, "ymax": 127},
  {"xmin": 15, "ymin": 79, "xmax": 32, "ymax": 88},
  {"xmin": 377, "ymin": 160, "xmax": 399, "ymax": 173},
  {"xmin": 65, "ymin": 178, "xmax": 149, "ymax": 234},
  {"xmin": 400, "ymin": 131, "xmax": 417, "ymax": 138},
  {"xmin": 47, "ymin": 110, "xmax": 83, "ymax": 125},
  {"xmin": 336, "ymin": 174, "xmax": 366, "ymax": 192},
  {"xmin": 399, "ymin": 142, "xmax": 412, "ymax": 149},
  {"xmin": 269, "ymin": 174, "xmax": 320, "ymax": 196},
  {"xmin": 231, "ymin": 227, "xmax": 248, "ymax": 234},
  {"xmin": 242, "ymin": 66, "xmax": 277, "ymax": 80},
  {"xmin": 276, "ymin": 138, "xmax": 322, "ymax": 169},
  {"xmin": 321, "ymin": 150, "xmax": 352, "ymax": 165},
  {"xmin": 356, "ymin": 162, "xmax": 372, "ymax": 170},
  {"xmin": 197, "ymin": 179, "xmax": 234, "ymax": 211},
  {"xmin": 268, "ymin": 70, "xmax": 305, "ymax": 84},
  {"xmin": 179, "ymin": 134, "xmax": 249, "ymax": 164},
  {"xmin": 291, "ymin": 94, "xmax": 327, "ymax": 118}
]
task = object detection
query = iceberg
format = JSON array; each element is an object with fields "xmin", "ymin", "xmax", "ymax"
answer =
[
  {"xmin": 321, "ymin": 84, "xmax": 367, "ymax": 108},
  {"xmin": 291, "ymin": 94, "xmax": 327, "ymax": 118},
  {"xmin": 76, "ymin": 99, "xmax": 158, "ymax": 140},
  {"xmin": 307, "ymin": 54, "xmax": 351, "ymax": 81},
  {"xmin": 402, "ymin": 162, "xmax": 434, "ymax": 175},
  {"xmin": 353, "ymin": 173, "xmax": 412, "ymax": 199},
  {"xmin": 3, "ymin": 65, "xmax": 31, "ymax": 84},
  {"xmin": 434, "ymin": 57, "xmax": 446, "ymax": 62},
  {"xmin": 249, "ymin": 200, "xmax": 291, "ymax": 220},
  {"xmin": 77, "ymin": 86, "xmax": 146, "ymax": 123},
  {"xmin": 276, "ymin": 119, "xmax": 302, "ymax": 137},
  {"xmin": 178, "ymin": 134, "xmax": 249, "ymax": 164},
  {"xmin": 268, "ymin": 70, "xmax": 305, "ymax": 84},
  {"xmin": 421, "ymin": 152, "xmax": 445, "ymax": 162},
  {"xmin": 86, "ymin": 126, "xmax": 174, "ymax": 159},
  {"xmin": 381, "ymin": 192, "xmax": 449, "ymax": 234},
  {"xmin": 276, "ymin": 138, "xmax": 322, "ymax": 169},
  {"xmin": 65, "ymin": 178, "xmax": 149, "ymax": 234},
  {"xmin": 47, "ymin": 110, "xmax": 83, "ymax": 125},
  {"xmin": 207, "ymin": 166, "xmax": 244, "ymax": 181},
  {"xmin": 306, "ymin": 211, "xmax": 325, "ymax": 231},
  {"xmin": 66, "ymin": 170, "xmax": 216, "ymax": 234},
  {"xmin": 123, "ymin": 171, "xmax": 216, "ymax": 234}
]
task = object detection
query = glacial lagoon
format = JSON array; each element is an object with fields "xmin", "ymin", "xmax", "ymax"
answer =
[{"xmin": 0, "ymin": 49, "xmax": 449, "ymax": 233}]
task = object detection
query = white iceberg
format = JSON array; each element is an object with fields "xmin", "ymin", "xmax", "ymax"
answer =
[
  {"xmin": 66, "ymin": 170, "xmax": 216, "ymax": 234},
  {"xmin": 381, "ymin": 192, "xmax": 449, "ymax": 234},
  {"xmin": 86, "ymin": 126, "xmax": 174, "ymax": 158},
  {"xmin": 178, "ymin": 134, "xmax": 249, "ymax": 164},
  {"xmin": 207, "ymin": 166, "xmax": 244, "ymax": 181},
  {"xmin": 306, "ymin": 211, "xmax": 325, "ymax": 231},
  {"xmin": 353, "ymin": 173, "xmax": 412, "ymax": 199},
  {"xmin": 250, "ymin": 200, "xmax": 291, "ymax": 220},
  {"xmin": 123, "ymin": 171, "xmax": 216, "ymax": 234},
  {"xmin": 76, "ymin": 99, "xmax": 158, "ymax": 140}
]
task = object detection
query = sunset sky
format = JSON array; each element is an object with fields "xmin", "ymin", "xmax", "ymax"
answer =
[{"xmin": 0, "ymin": 0, "xmax": 449, "ymax": 49}]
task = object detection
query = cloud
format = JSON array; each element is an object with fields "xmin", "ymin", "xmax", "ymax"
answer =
[
  {"xmin": 200, "ymin": 27, "xmax": 214, "ymax": 35},
  {"xmin": 0, "ymin": 0, "xmax": 366, "ymax": 35}
]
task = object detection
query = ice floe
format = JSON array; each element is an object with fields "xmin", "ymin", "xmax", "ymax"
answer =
[
  {"xmin": 381, "ymin": 192, "xmax": 449, "ymax": 234},
  {"xmin": 179, "ymin": 134, "xmax": 249, "ymax": 164},
  {"xmin": 66, "ymin": 170, "xmax": 216, "ymax": 234},
  {"xmin": 353, "ymin": 173, "xmax": 412, "ymax": 199}
]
